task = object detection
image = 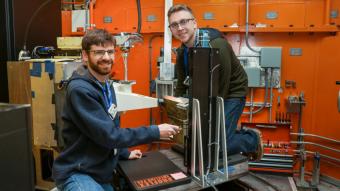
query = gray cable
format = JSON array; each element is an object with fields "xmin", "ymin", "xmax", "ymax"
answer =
[{"xmin": 245, "ymin": 0, "xmax": 260, "ymax": 54}]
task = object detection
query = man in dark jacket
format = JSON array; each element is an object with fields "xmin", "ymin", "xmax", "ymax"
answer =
[
  {"xmin": 167, "ymin": 4, "xmax": 262, "ymax": 159},
  {"xmin": 52, "ymin": 29, "xmax": 179, "ymax": 191}
]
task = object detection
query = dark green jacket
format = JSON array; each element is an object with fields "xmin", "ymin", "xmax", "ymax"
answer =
[{"xmin": 175, "ymin": 29, "xmax": 248, "ymax": 99}]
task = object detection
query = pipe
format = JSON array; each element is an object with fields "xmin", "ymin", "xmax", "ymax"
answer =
[
  {"xmin": 297, "ymin": 93, "xmax": 305, "ymax": 149},
  {"xmin": 245, "ymin": 0, "xmax": 260, "ymax": 54},
  {"xmin": 136, "ymin": 0, "xmax": 142, "ymax": 33},
  {"xmin": 290, "ymin": 133, "xmax": 340, "ymax": 144},
  {"xmin": 294, "ymin": 150, "xmax": 340, "ymax": 163},
  {"xmin": 269, "ymin": 68, "xmax": 274, "ymax": 122},
  {"xmin": 291, "ymin": 141, "xmax": 340, "ymax": 153}
]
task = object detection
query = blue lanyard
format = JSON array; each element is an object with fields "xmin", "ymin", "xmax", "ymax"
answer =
[
  {"xmin": 96, "ymin": 80, "xmax": 112, "ymax": 110},
  {"xmin": 183, "ymin": 47, "xmax": 189, "ymax": 76}
]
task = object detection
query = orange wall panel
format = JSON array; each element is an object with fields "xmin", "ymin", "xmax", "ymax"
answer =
[
  {"xmin": 61, "ymin": 0, "xmax": 339, "ymax": 35},
  {"xmin": 94, "ymin": 8, "xmax": 128, "ymax": 33},
  {"xmin": 249, "ymin": 2, "xmax": 305, "ymax": 28},
  {"xmin": 191, "ymin": 4, "xmax": 240, "ymax": 29},
  {"xmin": 141, "ymin": 7, "xmax": 164, "ymax": 32},
  {"xmin": 60, "ymin": 0, "xmax": 340, "ymax": 179},
  {"xmin": 61, "ymin": 11, "xmax": 72, "ymax": 36},
  {"xmin": 305, "ymin": 0, "xmax": 325, "ymax": 27}
]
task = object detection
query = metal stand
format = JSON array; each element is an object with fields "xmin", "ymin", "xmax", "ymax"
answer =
[
  {"xmin": 114, "ymin": 32, "xmax": 142, "ymax": 83},
  {"xmin": 191, "ymin": 97, "xmax": 229, "ymax": 188}
]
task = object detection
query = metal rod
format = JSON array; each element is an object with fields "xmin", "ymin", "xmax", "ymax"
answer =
[
  {"xmin": 237, "ymin": 55, "xmax": 260, "ymax": 57},
  {"xmin": 245, "ymin": 102, "xmax": 272, "ymax": 107},
  {"xmin": 191, "ymin": 99, "xmax": 205, "ymax": 186},
  {"xmin": 311, "ymin": 152, "xmax": 320, "ymax": 186},
  {"xmin": 291, "ymin": 141, "xmax": 340, "ymax": 153},
  {"xmin": 218, "ymin": 97, "xmax": 228, "ymax": 180},
  {"xmin": 290, "ymin": 133, "xmax": 340, "ymax": 144},
  {"xmin": 299, "ymin": 151, "xmax": 308, "ymax": 186},
  {"xmin": 294, "ymin": 150, "xmax": 340, "ymax": 163},
  {"xmin": 297, "ymin": 92, "xmax": 305, "ymax": 150},
  {"xmin": 256, "ymin": 124, "xmax": 276, "ymax": 129},
  {"xmin": 191, "ymin": 100, "xmax": 198, "ymax": 177},
  {"xmin": 269, "ymin": 68, "xmax": 274, "ymax": 122},
  {"xmin": 214, "ymin": 97, "xmax": 221, "ymax": 171},
  {"xmin": 260, "ymin": 158, "xmax": 293, "ymax": 163},
  {"xmin": 122, "ymin": 52, "xmax": 128, "ymax": 81},
  {"xmin": 248, "ymin": 162, "xmax": 293, "ymax": 168},
  {"xmin": 264, "ymin": 153, "xmax": 293, "ymax": 158}
]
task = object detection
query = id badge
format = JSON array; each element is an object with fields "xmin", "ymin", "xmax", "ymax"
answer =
[{"xmin": 108, "ymin": 103, "xmax": 118, "ymax": 119}]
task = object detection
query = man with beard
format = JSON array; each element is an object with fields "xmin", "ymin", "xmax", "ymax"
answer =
[
  {"xmin": 167, "ymin": 4, "xmax": 263, "ymax": 160},
  {"xmin": 52, "ymin": 29, "xmax": 180, "ymax": 191}
]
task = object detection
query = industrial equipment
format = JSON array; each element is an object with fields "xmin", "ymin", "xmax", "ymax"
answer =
[{"xmin": 30, "ymin": 0, "xmax": 340, "ymax": 190}]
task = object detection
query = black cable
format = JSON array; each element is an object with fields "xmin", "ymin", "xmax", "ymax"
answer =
[
  {"xmin": 136, "ymin": 0, "xmax": 142, "ymax": 33},
  {"xmin": 22, "ymin": 0, "xmax": 53, "ymax": 51},
  {"xmin": 4, "ymin": 0, "xmax": 15, "ymax": 60}
]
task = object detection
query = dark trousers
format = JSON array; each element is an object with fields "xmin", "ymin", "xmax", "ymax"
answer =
[{"xmin": 224, "ymin": 98, "xmax": 258, "ymax": 155}]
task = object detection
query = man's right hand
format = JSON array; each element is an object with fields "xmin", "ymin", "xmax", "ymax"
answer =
[{"xmin": 158, "ymin": 123, "xmax": 180, "ymax": 139}]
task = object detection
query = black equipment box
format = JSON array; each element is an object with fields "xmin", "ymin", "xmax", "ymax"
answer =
[
  {"xmin": 118, "ymin": 151, "xmax": 191, "ymax": 191},
  {"xmin": 0, "ymin": 103, "xmax": 34, "ymax": 191}
]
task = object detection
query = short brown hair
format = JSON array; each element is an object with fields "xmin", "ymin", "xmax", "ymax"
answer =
[
  {"xmin": 81, "ymin": 28, "xmax": 116, "ymax": 51},
  {"xmin": 167, "ymin": 4, "xmax": 194, "ymax": 18}
]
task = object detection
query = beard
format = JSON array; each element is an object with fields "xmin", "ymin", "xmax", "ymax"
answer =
[{"xmin": 88, "ymin": 60, "xmax": 113, "ymax": 75}]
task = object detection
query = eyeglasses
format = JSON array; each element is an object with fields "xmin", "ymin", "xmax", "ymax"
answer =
[
  {"xmin": 88, "ymin": 49, "xmax": 115, "ymax": 57},
  {"xmin": 169, "ymin": 18, "xmax": 194, "ymax": 30}
]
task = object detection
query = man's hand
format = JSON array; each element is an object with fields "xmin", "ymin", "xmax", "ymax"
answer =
[
  {"xmin": 128, "ymin": 149, "xmax": 143, "ymax": 159},
  {"xmin": 158, "ymin": 123, "xmax": 180, "ymax": 139}
]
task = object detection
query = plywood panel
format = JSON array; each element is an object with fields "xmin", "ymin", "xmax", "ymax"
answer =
[
  {"xmin": 7, "ymin": 61, "xmax": 74, "ymax": 147},
  {"xmin": 29, "ymin": 62, "xmax": 57, "ymax": 146},
  {"xmin": 7, "ymin": 61, "xmax": 32, "ymax": 104}
]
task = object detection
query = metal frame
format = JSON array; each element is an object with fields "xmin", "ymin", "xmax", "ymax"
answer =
[{"xmin": 190, "ymin": 97, "xmax": 229, "ymax": 188}]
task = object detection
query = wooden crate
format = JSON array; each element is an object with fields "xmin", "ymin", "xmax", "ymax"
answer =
[{"xmin": 33, "ymin": 145, "xmax": 59, "ymax": 190}]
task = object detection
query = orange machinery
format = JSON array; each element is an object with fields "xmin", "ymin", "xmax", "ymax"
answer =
[{"xmin": 60, "ymin": 0, "xmax": 340, "ymax": 181}]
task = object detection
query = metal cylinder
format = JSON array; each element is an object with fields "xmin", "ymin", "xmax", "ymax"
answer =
[{"xmin": 311, "ymin": 152, "xmax": 321, "ymax": 186}]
